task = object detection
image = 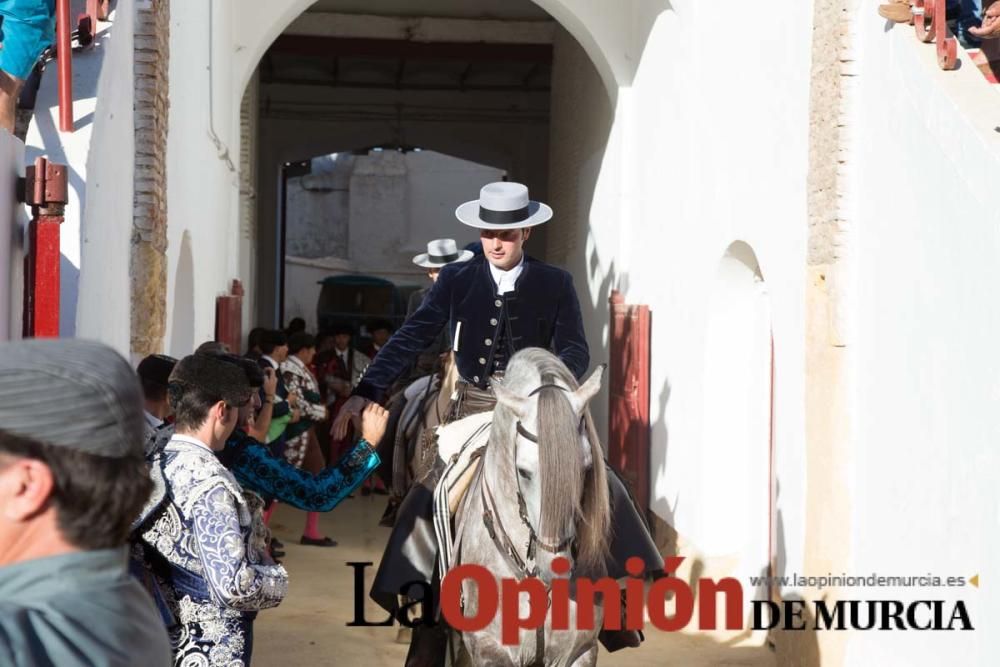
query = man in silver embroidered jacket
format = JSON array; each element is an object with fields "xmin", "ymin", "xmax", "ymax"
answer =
[{"xmin": 135, "ymin": 353, "xmax": 288, "ymax": 666}]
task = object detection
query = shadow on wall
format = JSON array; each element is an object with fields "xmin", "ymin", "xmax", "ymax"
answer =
[
  {"xmin": 170, "ymin": 231, "xmax": 195, "ymax": 356},
  {"xmin": 59, "ymin": 253, "xmax": 78, "ymax": 337}
]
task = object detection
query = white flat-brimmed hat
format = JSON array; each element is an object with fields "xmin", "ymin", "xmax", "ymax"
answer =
[
  {"xmin": 412, "ymin": 238, "xmax": 474, "ymax": 268},
  {"xmin": 455, "ymin": 182, "xmax": 552, "ymax": 230}
]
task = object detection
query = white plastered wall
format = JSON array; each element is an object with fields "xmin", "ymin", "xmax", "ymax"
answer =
[
  {"xmin": 0, "ymin": 130, "xmax": 25, "ymax": 341},
  {"xmin": 24, "ymin": 5, "xmax": 129, "ymax": 353},
  {"xmin": 843, "ymin": 13, "xmax": 1000, "ymax": 666},
  {"xmin": 164, "ymin": 0, "xmax": 244, "ymax": 356},
  {"xmin": 546, "ymin": 1, "xmax": 812, "ymax": 599}
]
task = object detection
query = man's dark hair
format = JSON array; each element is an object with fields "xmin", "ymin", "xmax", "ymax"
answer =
[
  {"xmin": 368, "ymin": 318, "xmax": 394, "ymax": 335},
  {"xmin": 198, "ymin": 352, "xmax": 265, "ymax": 389},
  {"xmin": 195, "ymin": 340, "xmax": 230, "ymax": 355},
  {"xmin": 288, "ymin": 332, "xmax": 316, "ymax": 355},
  {"xmin": 286, "ymin": 317, "xmax": 307, "ymax": 336},
  {"xmin": 259, "ymin": 330, "xmax": 288, "ymax": 356},
  {"xmin": 168, "ymin": 355, "xmax": 251, "ymax": 431},
  {"xmin": 136, "ymin": 354, "xmax": 177, "ymax": 403},
  {"xmin": 0, "ymin": 430, "xmax": 152, "ymax": 550},
  {"xmin": 330, "ymin": 321, "xmax": 354, "ymax": 337},
  {"xmin": 247, "ymin": 327, "xmax": 266, "ymax": 354}
]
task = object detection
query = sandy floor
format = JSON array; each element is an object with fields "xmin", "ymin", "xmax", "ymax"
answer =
[{"xmin": 253, "ymin": 495, "xmax": 777, "ymax": 666}]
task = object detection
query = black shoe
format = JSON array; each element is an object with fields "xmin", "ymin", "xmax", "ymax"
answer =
[
  {"xmin": 598, "ymin": 629, "xmax": 643, "ymax": 652},
  {"xmin": 361, "ymin": 486, "xmax": 372, "ymax": 497},
  {"xmin": 372, "ymin": 486, "xmax": 389, "ymax": 496},
  {"xmin": 271, "ymin": 538, "xmax": 284, "ymax": 550},
  {"xmin": 300, "ymin": 535, "xmax": 338, "ymax": 547},
  {"xmin": 270, "ymin": 548, "xmax": 286, "ymax": 559}
]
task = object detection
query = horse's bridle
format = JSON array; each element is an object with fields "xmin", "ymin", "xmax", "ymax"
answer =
[
  {"xmin": 471, "ymin": 381, "xmax": 586, "ymax": 667},
  {"xmin": 479, "ymin": 381, "xmax": 580, "ymax": 576}
]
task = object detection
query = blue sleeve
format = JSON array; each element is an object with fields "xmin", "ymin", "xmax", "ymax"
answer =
[
  {"xmin": 230, "ymin": 437, "xmax": 380, "ymax": 512},
  {"xmin": 353, "ymin": 268, "xmax": 453, "ymax": 402}
]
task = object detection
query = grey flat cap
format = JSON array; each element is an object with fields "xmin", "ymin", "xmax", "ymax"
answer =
[{"xmin": 0, "ymin": 339, "xmax": 144, "ymax": 458}]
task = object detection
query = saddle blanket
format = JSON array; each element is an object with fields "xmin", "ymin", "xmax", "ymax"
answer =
[{"xmin": 432, "ymin": 411, "xmax": 492, "ymax": 581}]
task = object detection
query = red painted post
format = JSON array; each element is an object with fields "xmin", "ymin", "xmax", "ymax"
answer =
[
  {"xmin": 56, "ymin": 0, "xmax": 73, "ymax": 132},
  {"xmin": 22, "ymin": 158, "xmax": 68, "ymax": 338},
  {"xmin": 215, "ymin": 280, "xmax": 245, "ymax": 353},
  {"xmin": 608, "ymin": 290, "xmax": 652, "ymax": 514}
]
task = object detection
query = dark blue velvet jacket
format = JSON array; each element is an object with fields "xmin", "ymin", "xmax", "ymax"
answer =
[{"xmin": 354, "ymin": 255, "xmax": 589, "ymax": 402}]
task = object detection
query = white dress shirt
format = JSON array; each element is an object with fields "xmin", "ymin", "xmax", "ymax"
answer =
[
  {"xmin": 143, "ymin": 410, "xmax": 163, "ymax": 432},
  {"xmin": 488, "ymin": 254, "xmax": 525, "ymax": 295}
]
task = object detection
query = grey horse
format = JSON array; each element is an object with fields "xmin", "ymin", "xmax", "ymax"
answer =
[{"xmin": 449, "ymin": 348, "xmax": 611, "ymax": 666}]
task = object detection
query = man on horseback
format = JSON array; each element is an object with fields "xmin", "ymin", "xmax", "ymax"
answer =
[{"xmin": 334, "ymin": 182, "xmax": 662, "ymax": 664}]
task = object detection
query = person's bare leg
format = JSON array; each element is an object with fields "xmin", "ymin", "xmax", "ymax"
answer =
[{"xmin": 0, "ymin": 71, "xmax": 25, "ymax": 135}]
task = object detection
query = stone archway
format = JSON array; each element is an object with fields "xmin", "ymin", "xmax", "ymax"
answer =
[{"xmin": 231, "ymin": 0, "xmax": 630, "ymax": 105}]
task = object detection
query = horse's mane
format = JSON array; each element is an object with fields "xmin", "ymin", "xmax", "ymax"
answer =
[{"xmin": 494, "ymin": 348, "xmax": 610, "ymax": 576}]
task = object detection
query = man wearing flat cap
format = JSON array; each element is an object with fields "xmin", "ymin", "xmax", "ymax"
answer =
[
  {"xmin": 133, "ymin": 353, "xmax": 288, "ymax": 666},
  {"xmin": 0, "ymin": 338, "xmax": 171, "ymax": 667}
]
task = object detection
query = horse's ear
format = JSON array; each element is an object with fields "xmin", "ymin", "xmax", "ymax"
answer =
[
  {"xmin": 570, "ymin": 364, "xmax": 606, "ymax": 416},
  {"xmin": 493, "ymin": 381, "xmax": 530, "ymax": 418}
]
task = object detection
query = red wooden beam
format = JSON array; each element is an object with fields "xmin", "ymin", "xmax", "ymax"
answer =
[
  {"xmin": 56, "ymin": 0, "xmax": 73, "ymax": 132},
  {"xmin": 215, "ymin": 280, "xmax": 245, "ymax": 353},
  {"xmin": 608, "ymin": 290, "xmax": 652, "ymax": 514},
  {"xmin": 22, "ymin": 158, "xmax": 68, "ymax": 338}
]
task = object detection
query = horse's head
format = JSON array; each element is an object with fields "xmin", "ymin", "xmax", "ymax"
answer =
[{"xmin": 492, "ymin": 348, "xmax": 610, "ymax": 582}]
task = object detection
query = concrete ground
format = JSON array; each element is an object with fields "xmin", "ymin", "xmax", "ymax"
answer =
[{"xmin": 254, "ymin": 496, "xmax": 777, "ymax": 666}]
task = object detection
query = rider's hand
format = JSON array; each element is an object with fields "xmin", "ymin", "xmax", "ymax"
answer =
[
  {"xmin": 288, "ymin": 391, "xmax": 299, "ymax": 407},
  {"xmin": 360, "ymin": 403, "xmax": 389, "ymax": 445},
  {"xmin": 332, "ymin": 395, "xmax": 368, "ymax": 440}
]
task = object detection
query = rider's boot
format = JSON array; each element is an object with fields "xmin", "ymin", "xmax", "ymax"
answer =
[{"xmin": 404, "ymin": 623, "xmax": 448, "ymax": 667}]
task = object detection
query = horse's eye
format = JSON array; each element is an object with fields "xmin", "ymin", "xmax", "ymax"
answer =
[{"xmin": 517, "ymin": 467, "xmax": 533, "ymax": 481}]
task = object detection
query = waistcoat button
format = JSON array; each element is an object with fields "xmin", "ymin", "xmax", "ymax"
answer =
[
  {"xmin": 485, "ymin": 339, "xmax": 492, "ymax": 346},
  {"xmin": 479, "ymin": 357, "xmax": 486, "ymax": 365},
  {"xmin": 495, "ymin": 299, "xmax": 502, "ymax": 307},
  {"xmin": 473, "ymin": 375, "xmax": 480, "ymax": 383},
  {"xmin": 490, "ymin": 318, "xmax": 498, "ymax": 326}
]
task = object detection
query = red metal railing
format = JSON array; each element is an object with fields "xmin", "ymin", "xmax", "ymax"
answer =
[
  {"xmin": 914, "ymin": 0, "xmax": 958, "ymax": 70},
  {"xmin": 22, "ymin": 157, "xmax": 68, "ymax": 338},
  {"xmin": 56, "ymin": 0, "xmax": 73, "ymax": 132},
  {"xmin": 54, "ymin": 0, "xmax": 109, "ymax": 132}
]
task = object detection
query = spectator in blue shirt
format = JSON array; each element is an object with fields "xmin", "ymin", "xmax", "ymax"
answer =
[{"xmin": 0, "ymin": 0, "xmax": 55, "ymax": 133}]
